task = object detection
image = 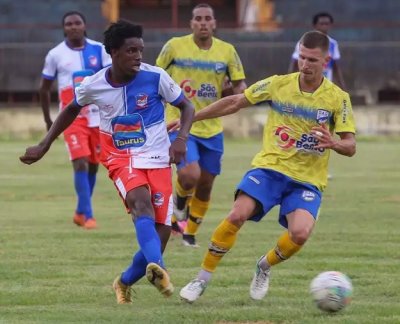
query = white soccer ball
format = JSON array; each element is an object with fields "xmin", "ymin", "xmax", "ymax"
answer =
[{"xmin": 310, "ymin": 271, "xmax": 353, "ymax": 313}]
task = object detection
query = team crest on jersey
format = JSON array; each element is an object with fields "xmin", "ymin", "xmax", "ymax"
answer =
[
  {"xmin": 316, "ymin": 109, "xmax": 330, "ymax": 124},
  {"xmin": 180, "ymin": 80, "xmax": 197, "ymax": 98},
  {"xmin": 215, "ymin": 62, "xmax": 226, "ymax": 74},
  {"xmin": 135, "ymin": 93, "xmax": 149, "ymax": 108},
  {"xmin": 275, "ymin": 126, "xmax": 296, "ymax": 149},
  {"xmin": 88, "ymin": 55, "xmax": 98, "ymax": 67},
  {"xmin": 153, "ymin": 192, "xmax": 164, "ymax": 207}
]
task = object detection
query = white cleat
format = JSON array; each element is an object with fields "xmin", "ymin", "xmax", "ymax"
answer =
[
  {"xmin": 249, "ymin": 261, "xmax": 271, "ymax": 300},
  {"xmin": 180, "ymin": 279, "xmax": 207, "ymax": 303}
]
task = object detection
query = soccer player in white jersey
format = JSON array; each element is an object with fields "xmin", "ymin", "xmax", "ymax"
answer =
[
  {"xmin": 40, "ymin": 11, "xmax": 112, "ymax": 229},
  {"xmin": 289, "ymin": 12, "xmax": 346, "ymax": 90},
  {"xmin": 21, "ymin": 21, "xmax": 195, "ymax": 303}
]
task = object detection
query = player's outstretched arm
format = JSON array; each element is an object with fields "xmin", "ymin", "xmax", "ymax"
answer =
[
  {"xmin": 194, "ymin": 93, "xmax": 251, "ymax": 122},
  {"xmin": 20, "ymin": 103, "xmax": 81, "ymax": 165},
  {"xmin": 169, "ymin": 97, "xmax": 195, "ymax": 164}
]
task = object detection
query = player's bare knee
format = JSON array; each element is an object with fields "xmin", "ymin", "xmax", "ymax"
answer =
[
  {"xmin": 227, "ymin": 211, "xmax": 246, "ymax": 227},
  {"xmin": 179, "ymin": 176, "xmax": 198, "ymax": 190},
  {"xmin": 289, "ymin": 228, "xmax": 312, "ymax": 245},
  {"xmin": 72, "ymin": 158, "xmax": 88, "ymax": 172}
]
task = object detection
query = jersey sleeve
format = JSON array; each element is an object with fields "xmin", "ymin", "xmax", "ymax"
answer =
[
  {"xmin": 156, "ymin": 41, "xmax": 174, "ymax": 70},
  {"xmin": 74, "ymin": 76, "xmax": 93, "ymax": 107},
  {"xmin": 158, "ymin": 68, "xmax": 184, "ymax": 106},
  {"xmin": 244, "ymin": 75, "xmax": 276, "ymax": 105},
  {"xmin": 332, "ymin": 40, "xmax": 341, "ymax": 60},
  {"xmin": 101, "ymin": 46, "xmax": 112, "ymax": 67},
  {"xmin": 227, "ymin": 45, "xmax": 245, "ymax": 81},
  {"xmin": 291, "ymin": 42, "xmax": 300, "ymax": 60},
  {"xmin": 334, "ymin": 91, "xmax": 356, "ymax": 133},
  {"xmin": 42, "ymin": 51, "xmax": 57, "ymax": 80}
]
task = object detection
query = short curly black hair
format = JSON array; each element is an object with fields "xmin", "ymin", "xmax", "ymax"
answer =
[
  {"xmin": 103, "ymin": 20, "xmax": 143, "ymax": 55},
  {"xmin": 312, "ymin": 12, "xmax": 334, "ymax": 25}
]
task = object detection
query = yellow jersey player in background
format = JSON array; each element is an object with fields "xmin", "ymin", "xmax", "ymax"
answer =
[
  {"xmin": 179, "ymin": 30, "xmax": 356, "ymax": 303},
  {"xmin": 156, "ymin": 3, "xmax": 246, "ymax": 247}
]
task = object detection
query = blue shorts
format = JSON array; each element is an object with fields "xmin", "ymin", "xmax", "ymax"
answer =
[
  {"xmin": 169, "ymin": 131, "xmax": 224, "ymax": 175},
  {"xmin": 236, "ymin": 168, "xmax": 322, "ymax": 228}
]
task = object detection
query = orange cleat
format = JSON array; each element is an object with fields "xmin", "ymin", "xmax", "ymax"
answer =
[
  {"xmin": 73, "ymin": 213, "xmax": 86, "ymax": 227},
  {"xmin": 84, "ymin": 218, "xmax": 97, "ymax": 230}
]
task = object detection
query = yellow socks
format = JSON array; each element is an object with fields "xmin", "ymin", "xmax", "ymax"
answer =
[
  {"xmin": 266, "ymin": 231, "xmax": 302, "ymax": 266},
  {"xmin": 184, "ymin": 195, "xmax": 209, "ymax": 235},
  {"xmin": 175, "ymin": 180, "xmax": 194, "ymax": 208},
  {"xmin": 202, "ymin": 219, "xmax": 239, "ymax": 272}
]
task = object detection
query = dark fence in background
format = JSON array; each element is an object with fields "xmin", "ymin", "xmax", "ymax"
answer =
[
  {"xmin": 1, "ymin": 41, "xmax": 399, "ymax": 104},
  {"xmin": 1, "ymin": 0, "xmax": 400, "ymax": 103}
]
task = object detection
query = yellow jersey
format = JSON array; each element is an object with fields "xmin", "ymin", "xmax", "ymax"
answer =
[
  {"xmin": 156, "ymin": 34, "xmax": 245, "ymax": 138},
  {"xmin": 244, "ymin": 73, "xmax": 356, "ymax": 191}
]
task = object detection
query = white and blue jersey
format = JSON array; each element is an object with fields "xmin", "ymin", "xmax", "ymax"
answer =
[
  {"xmin": 74, "ymin": 63, "xmax": 184, "ymax": 169},
  {"xmin": 42, "ymin": 38, "xmax": 111, "ymax": 127},
  {"xmin": 292, "ymin": 35, "xmax": 341, "ymax": 81}
]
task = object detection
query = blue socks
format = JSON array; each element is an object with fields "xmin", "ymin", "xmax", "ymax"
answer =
[
  {"xmin": 88, "ymin": 172, "xmax": 97, "ymax": 196},
  {"xmin": 74, "ymin": 170, "xmax": 92, "ymax": 218},
  {"xmin": 134, "ymin": 216, "xmax": 163, "ymax": 265},
  {"xmin": 121, "ymin": 250, "xmax": 147, "ymax": 285},
  {"xmin": 121, "ymin": 216, "xmax": 164, "ymax": 285}
]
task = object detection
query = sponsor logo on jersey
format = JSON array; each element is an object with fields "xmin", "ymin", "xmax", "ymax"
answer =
[
  {"xmin": 342, "ymin": 99, "xmax": 348, "ymax": 123},
  {"xmin": 296, "ymin": 133, "xmax": 325, "ymax": 154},
  {"xmin": 135, "ymin": 93, "xmax": 148, "ymax": 108},
  {"xmin": 275, "ymin": 125, "xmax": 325, "ymax": 154},
  {"xmin": 275, "ymin": 126, "xmax": 296, "ymax": 149},
  {"xmin": 153, "ymin": 192, "xmax": 164, "ymax": 207},
  {"xmin": 252, "ymin": 81, "xmax": 270, "ymax": 94},
  {"xmin": 114, "ymin": 121, "xmax": 142, "ymax": 133},
  {"xmin": 89, "ymin": 55, "xmax": 98, "ymax": 67},
  {"xmin": 73, "ymin": 76, "xmax": 85, "ymax": 88},
  {"xmin": 180, "ymin": 79, "xmax": 197, "ymax": 98},
  {"xmin": 111, "ymin": 114, "xmax": 146, "ymax": 149},
  {"xmin": 316, "ymin": 109, "xmax": 330, "ymax": 124},
  {"xmin": 198, "ymin": 83, "xmax": 217, "ymax": 99},
  {"xmin": 302, "ymin": 190, "xmax": 316, "ymax": 202}
]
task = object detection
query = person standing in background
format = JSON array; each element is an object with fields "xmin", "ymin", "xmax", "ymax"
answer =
[
  {"xmin": 289, "ymin": 12, "xmax": 346, "ymax": 90},
  {"xmin": 156, "ymin": 3, "xmax": 246, "ymax": 247},
  {"xmin": 40, "ymin": 11, "xmax": 111, "ymax": 229}
]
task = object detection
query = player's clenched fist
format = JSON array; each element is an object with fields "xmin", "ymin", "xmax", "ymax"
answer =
[{"xmin": 20, "ymin": 144, "xmax": 49, "ymax": 165}]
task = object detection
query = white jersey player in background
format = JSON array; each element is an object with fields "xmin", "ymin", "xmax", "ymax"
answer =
[
  {"xmin": 40, "ymin": 11, "xmax": 111, "ymax": 229},
  {"xmin": 289, "ymin": 12, "xmax": 346, "ymax": 90}
]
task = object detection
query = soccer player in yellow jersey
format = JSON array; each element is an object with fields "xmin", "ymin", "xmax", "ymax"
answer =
[
  {"xmin": 156, "ymin": 3, "xmax": 246, "ymax": 247},
  {"xmin": 180, "ymin": 30, "xmax": 356, "ymax": 302}
]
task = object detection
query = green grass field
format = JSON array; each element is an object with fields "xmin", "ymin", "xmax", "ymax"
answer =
[{"xmin": 1, "ymin": 138, "xmax": 399, "ymax": 323}]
